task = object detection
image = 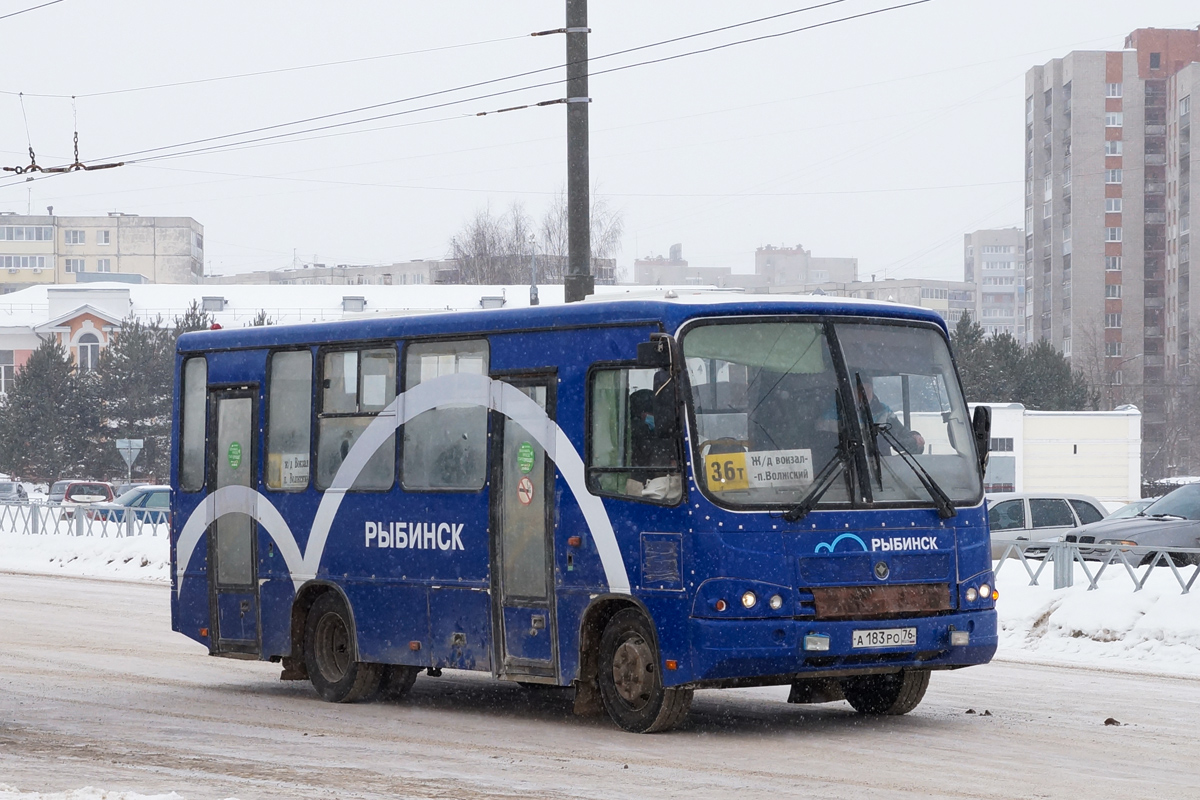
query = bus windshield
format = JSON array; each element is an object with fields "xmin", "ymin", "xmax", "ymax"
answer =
[{"xmin": 682, "ymin": 318, "xmax": 981, "ymax": 509}]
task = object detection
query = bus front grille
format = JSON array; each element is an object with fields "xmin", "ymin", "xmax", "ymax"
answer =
[{"xmin": 804, "ymin": 583, "xmax": 952, "ymax": 620}]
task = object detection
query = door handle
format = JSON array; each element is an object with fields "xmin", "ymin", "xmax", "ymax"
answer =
[
  {"xmin": 239, "ymin": 599, "xmax": 250, "ymax": 617},
  {"xmin": 530, "ymin": 614, "xmax": 546, "ymax": 635}
]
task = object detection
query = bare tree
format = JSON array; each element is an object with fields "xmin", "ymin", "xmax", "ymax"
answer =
[{"xmin": 448, "ymin": 203, "xmax": 535, "ymax": 284}]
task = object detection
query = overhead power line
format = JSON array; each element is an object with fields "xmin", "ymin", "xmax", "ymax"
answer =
[{"xmin": 0, "ymin": 0, "xmax": 63, "ymax": 23}]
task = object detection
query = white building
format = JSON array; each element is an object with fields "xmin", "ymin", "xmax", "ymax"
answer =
[{"xmin": 972, "ymin": 402, "xmax": 1142, "ymax": 504}]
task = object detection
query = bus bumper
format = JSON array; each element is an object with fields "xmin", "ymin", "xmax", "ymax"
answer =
[{"xmin": 684, "ymin": 609, "xmax": 997, "ymax": 685}]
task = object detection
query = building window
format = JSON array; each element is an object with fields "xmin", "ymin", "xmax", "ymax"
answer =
[
  {"xmin": 1105, "ymin": 169, "xmax": 1122, "ymax": 184},
  {"xmin": 64, "ymin": 258, "xmax": 85, "ymax": 273},
  {"xmin": 64, "ymin": 230, "xmax": 85, "ymax": 245},
  {"xmin": 989, "ymin": 437, "xmax": 1014, "ymax": 452},
  {"xmin": 1105, "ymin": 284, "xmax": 1122, "ymax": 298},
  {"xmin": 0, "ymin": 255, "xmax": 46, "ymax": 271},
  {"xmin": 1106, "ymin": 256, "xmax": 1122, "ymax": 271},
  {"xmin": 1182, "ymin": 96, "xmax": 1191, "ymax": 116},
  {"xmin": 1105, "ymin": 313, "xmax": 1122, "ymax": 329},
  {"xmin": 96, "ymin": 258, "xmax": 111, "ymax": 273},
  {"xmin": 1150, "ymin": 52, "xmax": 1161, "ymax": 70},
  {"xmin": 1106, "ymin": 82, "xmax": 1123, "ymax": 98},
  {"xmin": 1105, "ymin": 227, "xmax": 1123, "ymax": 242},
  {"xmin": 76, "ymin": 334, "xmax": 100, "ymax": 372},
  {"xmin": 0, "ymin": 226, "xmax": 53, "ymax": 241},
  {"xmin": 0, "ymin": 351, "xmax": 13, "ymax": 396},
  {"xmin": 1062, "ymin": 338, "xmax": 1072, "ymax": 357},
  {"xmin": 97, "ymin": 230, "xmax": 111, "ymax": 245},
  {"xmin": 201, "ymin": 296, "xmax": 225, "ymax": 312},
  {"xmin": 1105, "ymin": 112, "xmax": 1123, "ymax": 127},
  {"xmin": 1105, "ymin": 140, "xmax": 1123, "ymax": 156},
  {"xmin": 1106, "ymin": 198, "xmax": 1123, "ymax": 213},
  {"xmin": 1106, "ymin": 342, "xmax": 1123, "ymax": 356}
]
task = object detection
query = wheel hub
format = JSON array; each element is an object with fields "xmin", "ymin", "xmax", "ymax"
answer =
[
  {"xmin": 611, "ymin": 634, "xmax": 655, "ymax": 709},
  {"xmin": 313, "ymin": 611, "xmax": 350, "ymax": 681}
]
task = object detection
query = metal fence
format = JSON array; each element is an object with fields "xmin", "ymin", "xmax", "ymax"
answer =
[
  {"xmin": 994, "ymin": 539, "xmax": 1200, "ymax": 595},
  {"xmin": 0, "ymin": 501, "xmax": 167, "ymax": 538}
]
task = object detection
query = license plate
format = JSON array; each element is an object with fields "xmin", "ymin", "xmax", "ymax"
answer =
[{"xmin": 851, "ymin": 627, "xmax": 917, "ymax": 649}]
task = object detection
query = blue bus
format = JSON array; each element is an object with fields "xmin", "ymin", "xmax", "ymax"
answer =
[{"xmin": 170, "ymin": 295, "xmax": 996, "ymax": 733}]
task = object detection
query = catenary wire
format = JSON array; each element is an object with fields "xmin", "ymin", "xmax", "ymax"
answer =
[{"xmin": 0, "ymin": 0, "xmax": 63, "ymax": 23}]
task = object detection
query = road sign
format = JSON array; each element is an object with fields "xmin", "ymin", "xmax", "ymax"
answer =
[{"xmin": 115, "ymin": 439, "xmax": 144, "ymax": 470}]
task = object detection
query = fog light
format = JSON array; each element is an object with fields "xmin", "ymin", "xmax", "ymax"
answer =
[
  {"xmin": 714, "ymin": 599, "xmax": 727, "ymax": 612},
  {"xmin": 803, "ymin": 634, "xmax": 831, "ymax": 651},
  {"xmin": 769, "ymin": 594, "xmax": 784, "ymax": 610},
  {"xmin": 950, "ymin": 630, "xmax": 970, "ymax": 646},
  {"xmin": 979, "ymin": 584, "xmax": 991, "ymax": 598},
  {"xmin": 741, "ymin": 591, "xmax": 757, "ymax": 609},
  {"xmin": 965, "ymin": 587, "xmax": 978, "ymax": 602}
]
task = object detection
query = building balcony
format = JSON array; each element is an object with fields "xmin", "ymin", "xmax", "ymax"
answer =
[
  {"xmin": 1145, "ymin": 153, "xmax": 1167, "ymax": 166},
  {"xmin": 1146, "ymin": 211, "xmax": 1167, "ymax": 224},
  {"xmin": 1145, "ymin": 326, "xmax": 1163, "ymax": 337},
  {"xmin": 1145, "ymin": 354, "xmax": 1166, "ymax": 367},
  {"xmin": 1146, "ymin": 124, "xmax": 1167, "ymax": 136},
  {"xmin": 1145, "ymin": 296, "xmax": 1166, "ymax": 309},
  {"xmin": 1146, "ymin": 182, "xmax": 1166, "ymax": 194}
]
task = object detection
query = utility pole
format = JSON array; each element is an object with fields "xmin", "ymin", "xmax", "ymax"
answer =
[{"xmin": 564, "ymin": 0, "xmax": 593, "ymax": 303}]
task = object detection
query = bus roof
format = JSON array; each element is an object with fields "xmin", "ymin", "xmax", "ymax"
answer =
[{"xmin": 176, "ymin": 293, "xmax": 950, "ymax": 354}]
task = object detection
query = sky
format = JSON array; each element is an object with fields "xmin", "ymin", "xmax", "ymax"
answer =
[{"xmin": 1, "ymin": 0, "xmax": 1198, "ymax": 281}]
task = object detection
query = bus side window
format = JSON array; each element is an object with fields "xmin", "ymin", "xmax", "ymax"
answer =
[
  {"xmin": 266, "ymin": 350, "xmax": 312, "ymax": 491},
  {"xmin": 587, "ymin": 366, "xmax": 682, "ymax": 504},
  {"xmin": 316, "ymin": 346, "xmax": 397, "ymax": 491},
  {"xmin": 180, "ymin": 356, "xmax": 207, "ymax": 492},
  {"xmin": 401, "ymin": 339, "xmax": 489, "ymax": 491}
]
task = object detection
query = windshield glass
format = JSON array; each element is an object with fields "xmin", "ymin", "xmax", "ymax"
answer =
[
  {"xmin": 1142, "ymin": 484, "xmax": 1200, "ymax": 519},
  {"xmin": 682, "ymin": 318, "xmax": 981, "ymax": 509}
]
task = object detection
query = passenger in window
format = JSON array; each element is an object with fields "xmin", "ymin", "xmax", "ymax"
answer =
[
  {"xmin": 819, "ymin": 376, "xmax": 925, "ymax": 454},
  {"xmin": 627, "ymin": 384, "xmax": 681, "ymax": 501}
]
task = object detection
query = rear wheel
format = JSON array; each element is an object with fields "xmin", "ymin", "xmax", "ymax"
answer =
[
  {"xmin": 303, "ymin": 592, "xmax": 381, "ymax": 703},
  {"xmin": 597, "ymin": 608, "xmax": 692, "ymax": 733},
  {"xmin": 841, "ymin": 669, "xmax": 930, "ymax": 715}
]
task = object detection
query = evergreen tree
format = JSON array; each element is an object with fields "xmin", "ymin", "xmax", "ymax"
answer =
[
  {"xmin": 173, "ymin": 300, "xmax": 214, "ymax": 338},
  {"xmin": 1019, "ymin": 340, "xmax": 1097, "ymax": 411},
  {"xmin": 96, "ymin": 316, "xmax": 174, "ymax": 482},
  {"xmin": 949, "ymin": 313, "xmax": 987, "ymax": 401},
  {"xmin": 984, "ymin": 332, "xmax": 1025, "ymax": 403},
  {"xmin": 0, "ymin": 338, "xmax": 98, "ymax": 483}
]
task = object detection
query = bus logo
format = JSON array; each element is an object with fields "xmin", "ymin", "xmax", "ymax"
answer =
[{"xmin": 815, "ymin": 533, "xmax": 869, "ymax": 553}]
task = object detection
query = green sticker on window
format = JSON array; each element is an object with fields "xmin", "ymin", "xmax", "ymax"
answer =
[
  {"xmin": 516, "ymin": 441, "xmax": 536, "ymax": 474},
  {"xmin": 228, "ymin": 441, "xmax": 243, "ymax": 470}
]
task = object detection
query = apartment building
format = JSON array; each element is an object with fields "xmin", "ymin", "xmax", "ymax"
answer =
[
  {"xmin": 801, "ymin": 278, "xmax": 975, "ymax": 326},
  {"xmin": 964, "ymin": 228, "xmax": 1025, "ymax": 338},
  {"xmin": 1025, "ymin": 27, "xmax": 1200, "ymax": 473},
  {"xmin": 0, "ymin": 213, "xmax": 203, "ymax": 291}
]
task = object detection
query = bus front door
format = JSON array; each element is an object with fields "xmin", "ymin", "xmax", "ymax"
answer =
[
  {"xmin": 208, "ymin": 390, "xmax": 261, "ymax": 656},
  {"xmin": 491, "ymin": 376, "xmax": 557, "ymax": 680}
]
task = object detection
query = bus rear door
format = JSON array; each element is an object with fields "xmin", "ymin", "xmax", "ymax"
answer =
[
  {"xmin": 490, "ymin": 374, "xmax": 557, "ymax": 680},
  {"xmin": 208, "ymin": 388, "xmax": 261, "ymax": 656}
]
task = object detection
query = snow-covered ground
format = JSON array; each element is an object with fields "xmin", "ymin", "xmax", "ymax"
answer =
[
  {"xmin": 2, "ymin": 528, "xmax": 1198, "ymax": 678},
  {"xmin": 0, "ymin": 789, "xmax": 188, "ymax": 800}
]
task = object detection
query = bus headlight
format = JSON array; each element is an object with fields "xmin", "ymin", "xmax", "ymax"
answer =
[
  {"xmin": 965, "ymin": 587, "xmax": 978, "ymax": 602},
  {"xmin": 769, "ymin": 594, "xmax": 783, "ymax": 610},
  {"xmin": 978, "ymin": 584, "xmax": 990, "ymax": 599},
  {"xmin": 741, "ymin": 591, "xmax": 757, "ymax": 609}
]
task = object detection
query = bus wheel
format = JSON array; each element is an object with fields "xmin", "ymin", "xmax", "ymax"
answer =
[
  {"xmin": 303, "ymin": 592, "xmax": 381, "ymax": 703},
  {"xmin": 378, "ymin": 665, "xmax": 420, "ymax": 700},
  {"xmin": 841, "ymin": 669, "xmax": 930, "ymax": 715},
  {"xmin": 597, "ymin": 608, "xmax": 693, "ymax": 733}
]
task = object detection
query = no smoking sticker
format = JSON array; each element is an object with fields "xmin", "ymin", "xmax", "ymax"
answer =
[{"xmin": 516, "ymin": 475, "xmax": 535, "ymax": 505}]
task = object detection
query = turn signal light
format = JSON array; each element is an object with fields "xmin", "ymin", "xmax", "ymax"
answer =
[
  {"xmin": 199, "ymin": 627, "xmax": 208, "ymax": 638},
  {"xmin": 992, "ymin": 589, "xmax": 1000, "ymax": 601},
  {"xmin": 664, "ymin": 660, "xmax": 678, "ymax": 671},
  {"xmin": 714, "ymin": 599, "xmax": 727, "ymax": 612}
]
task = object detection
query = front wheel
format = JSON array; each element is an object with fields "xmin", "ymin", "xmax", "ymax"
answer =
[
  {"xmin": 841, "ymin": 669, "xmax": 930, "ymax": 715},
  {"xmin": 303, "ymin": 592, "xmax": 381, "ymax": 703},
  {"xmin": 597, "ymin": 608, "xmax": 692, "ymax": 733}
]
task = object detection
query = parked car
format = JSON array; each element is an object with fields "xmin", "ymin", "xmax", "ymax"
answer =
[
  {"xmin": 86, "ymin": 485, "xmax": 171, "ymax": 524},
  {"xmin": 49, "ymin": 480, "xmax": 116, "ymax": 519},
  {"xmin": 1071, "ymin": 483, "xmax": 1200, "ymax": 566},
  {"xmin": 1107, "ymin": 498, "xmax": 1158, "ymax": 520},
  {"xmin": 113, "ymin": 481, "xmax": 152, "ymax": 498},
  {"xmin": 987, "ymin": 492, "xmax": 1108, "ymax": 558},
  {"xmin": 0, "ymin": 481, "xmax": 28, "ymax": 503}
]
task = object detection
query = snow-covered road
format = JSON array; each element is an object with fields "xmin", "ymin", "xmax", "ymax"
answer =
[{"xmin": 1, "ymin": 572, "xmax": 1198, "ymax": 800}]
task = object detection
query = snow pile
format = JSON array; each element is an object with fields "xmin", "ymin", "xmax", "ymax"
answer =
[
  {"xmin": 995, "ymin": 559, "xmax": 1200, "ymax": 677},
  {"xmin": 0, "ymin": 788, "xmax": 195, "ymax": 800},
  {"xmin": 0, "ymin": 530, "xmax": 169, "ymax": 583}
]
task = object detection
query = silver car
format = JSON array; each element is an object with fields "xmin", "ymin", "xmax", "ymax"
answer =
[
  {"xmin": 987, "ymin": 492, "xmax": 1108, "ymax": 559},
  {"xmin": 1072, "ymin": 484, "xmax": 1200, "ymax": 566}
]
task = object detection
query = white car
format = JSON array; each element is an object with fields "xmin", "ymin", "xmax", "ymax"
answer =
[{"xmin": 986, "ymin": 492, "xmax": 1108, "ymax": 559}]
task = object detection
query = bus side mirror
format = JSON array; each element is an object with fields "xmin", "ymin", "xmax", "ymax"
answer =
[
  {"xmin": 637, "ymin": 333, "xmax": 673, "ymax": 369},
  {"xmin": 971, "ymin": 405, "xmax": 991, "ymax": 479}
]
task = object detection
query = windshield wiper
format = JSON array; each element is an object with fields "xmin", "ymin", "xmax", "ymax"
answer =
[
  {"xmin": 784, "ymin": 392, "xmax": 853, "ymax": 523},
  {"xmin": 873, "ymin": 423, "xmax": 957, "ymax": 519},
  {"xmin": 854, "ymin": 373, "xmax": 883, "ymax": 490},
  {"xmin": 1149, "ymin": 513, "xmax": 1186, "ymax": 520}
]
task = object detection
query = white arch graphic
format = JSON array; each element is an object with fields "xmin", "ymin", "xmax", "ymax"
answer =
[{"xmin": 176, "ymin": 372, "xmax": 629, "ymax": 596}]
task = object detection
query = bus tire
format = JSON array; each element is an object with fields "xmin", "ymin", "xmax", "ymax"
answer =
[
  {"xmin": 303, "ymin": 592, "xmax": 381, "ymax": 703},
  {"xmin": 378, "ymin": 665, "xmax": 420, "ymax": 700},
  {"xmin": 597, "ymin": 608, "xmax": 692, "ymax": 733},
  {"xmin": 841, "ymin": 668, "xmax": 930, "ymax": 715}
]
